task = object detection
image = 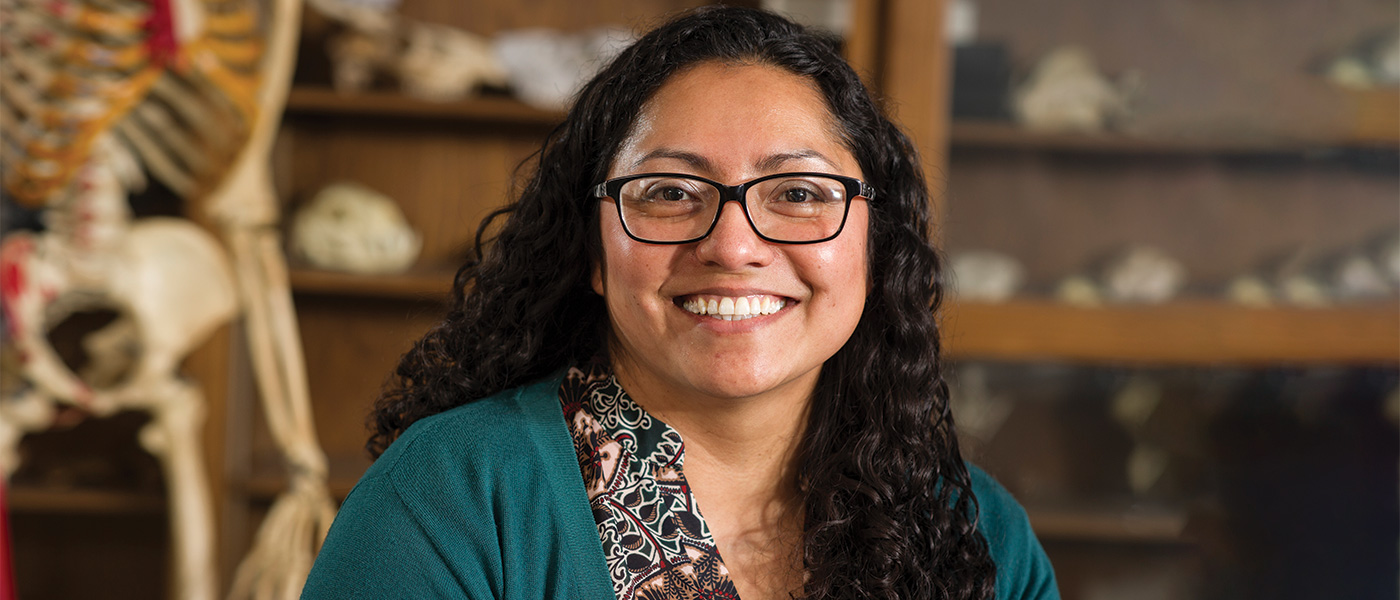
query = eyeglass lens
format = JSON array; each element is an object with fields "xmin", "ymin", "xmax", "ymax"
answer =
[{"xmin": 616, "ymin": 175, "xmax": 851, "ymax": 243}]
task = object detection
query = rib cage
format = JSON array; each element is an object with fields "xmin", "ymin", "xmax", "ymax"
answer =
[{"xmin": 0, "ymin": 0, "xmax": 267, "ymax": 206}]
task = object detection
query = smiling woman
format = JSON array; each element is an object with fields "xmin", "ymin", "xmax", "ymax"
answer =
[{"xmin": 301, "ymin": 6, "xmax": 1057, "ymax": 600}]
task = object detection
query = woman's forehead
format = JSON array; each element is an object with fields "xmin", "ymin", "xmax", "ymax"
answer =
[{"xmin": 609, "ymin": 62, "xmax": 855, "ymax": 179}]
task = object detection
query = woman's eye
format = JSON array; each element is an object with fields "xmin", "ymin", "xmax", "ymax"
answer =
[
  {"xmin": 782, "ymin": 187, "xmax": 815, "ymax": 202},
  {"xmin": 658, "ymin": 187, "xmax": 689, "ymax": 202}
]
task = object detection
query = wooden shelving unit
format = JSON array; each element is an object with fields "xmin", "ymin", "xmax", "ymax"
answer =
[
  {"xmin": 288, "ymin": 266, "xmax": 455, "ymax": 300},
  {"xmin": 0, "ymin": 1, "xmax": 1362, "ymax": 598},
  {"xmin": 285, "ymin": 87, "xmax": 565, "ymax": 126},
  {"xmin": 1025, "ymin": 502, "xmax": 1191, "ymax": 545},
  {"xmin": 949, "ymin": 119, "xmax": 1400, "ymax": 155},
  {"xmin": 278, "ymin": 63, "xmax": 1397, "ymax": 600},
  {"xmin": 942, "ymin": 298, "xmax": 1400, "ymax": 366},
  {"xmin": 8, "ymin": 485, "xmax": 166, "ymax": 515}
]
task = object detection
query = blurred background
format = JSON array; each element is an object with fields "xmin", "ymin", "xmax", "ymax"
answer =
[{"xmin": 3, "ymin": 0, "xmax": 1397, "ymax": 598}]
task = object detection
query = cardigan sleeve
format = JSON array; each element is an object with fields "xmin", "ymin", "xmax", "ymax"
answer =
[{"xmin": 968, "ymin": 464, "xmax": 1061, "ymax": 600}]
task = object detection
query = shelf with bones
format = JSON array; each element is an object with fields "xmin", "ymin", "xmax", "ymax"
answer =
[
  {"xmin": 0, "ymin": 0, "xmax": 341, "ymax": 596},
  {"xmin": 269, "ymin": 0, "xmax": 648, "ymax": 286},
  {"xmin": 939, "ymin": 41, "xmax": 1399, "ymax": 367},
  {"xmin": 938, "ymin": 39, "xmax": 1400, "ymax": 550},
  {"xmin": 943, "ymin": 241, "xmax": 1400, "ymax": 366}
]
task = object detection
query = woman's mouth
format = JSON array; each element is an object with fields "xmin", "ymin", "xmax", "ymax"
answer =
[{"xmin": 677, "ymin": 294, "xmax": 788, "ymax": 321}]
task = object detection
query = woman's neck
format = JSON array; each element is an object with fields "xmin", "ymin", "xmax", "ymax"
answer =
[
  {"xmin": 608, "ymin": 354, "xmax": 812, "ymax": 499},
  {"xmin": 610, "ymin": 359, "xmax": 811, "ymax": 599}
]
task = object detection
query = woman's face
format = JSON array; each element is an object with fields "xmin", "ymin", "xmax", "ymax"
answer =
[{"xmin": 593, "ymin": 62, "xmax": 869, "ymax": 406}]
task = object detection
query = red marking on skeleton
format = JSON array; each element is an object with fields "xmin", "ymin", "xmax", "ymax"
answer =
[
  {"xmin": 1, "ymin": 238, "xmax": 32, "ymax": 339},
  {"xmin": 144, "ymin": 0, "xmax": 180, "ymax": 67},
  {"xmin": 0, "ymin": 242, "xmax": 28, "ymax": 301},
  {"xmin": 45, "ymin": 0, "xmax": 72, "ymax": 21}
]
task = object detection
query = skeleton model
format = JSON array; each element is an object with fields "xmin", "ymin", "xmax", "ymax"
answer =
[{"xmin": 0, "ymin": 0, "xmax": 336, "ymax": 597}]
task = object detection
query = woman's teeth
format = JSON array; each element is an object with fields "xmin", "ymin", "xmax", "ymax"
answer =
[{"xmin": 681, "ymin": 296, "xmax": 786, "ymax": 320}]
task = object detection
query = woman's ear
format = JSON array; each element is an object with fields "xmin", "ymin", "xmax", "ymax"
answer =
[{"xmin": 591, "ymin": 261, "xmax": 605, "ymax": 297}]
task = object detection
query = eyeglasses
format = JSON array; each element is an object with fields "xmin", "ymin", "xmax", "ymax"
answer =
[{"xmin": 591, "ymin": 172, "xmax": 876, "ymax": 244}]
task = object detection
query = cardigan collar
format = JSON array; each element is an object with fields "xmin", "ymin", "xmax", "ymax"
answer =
[{"xmin": 559, "ymin": 359, "xmax": 741, "ymax": 600}]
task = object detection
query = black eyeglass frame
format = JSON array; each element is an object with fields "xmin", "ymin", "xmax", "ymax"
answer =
[{"xmin": 590, "ymin": 172, "xmax": 877, "ymax": 245}]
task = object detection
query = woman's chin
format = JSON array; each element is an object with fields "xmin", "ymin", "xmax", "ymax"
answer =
[{"xmin": 680, "ymin": 367, "xmax": 816, "ymax": 404}]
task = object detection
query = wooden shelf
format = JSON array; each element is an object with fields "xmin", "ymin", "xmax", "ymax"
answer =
[
  {"xmin": 282, "ymin": 87, "xmax": 1399, "ymax": 152},
  {"xmin": 7, "ymin": 486, "xmax": 165, "ymax": 514},
  {"xmin": 289, "ymin": 266, "xmax": 455, "ymax": 300},
  {"xmin": 949, "ymin": 120, "xmax": 1400, "ymax": 155},
  {"xmin": 283, "ymin": 88, "xmax": 1397, "ymax": 152},
  {"xmin": 1026, "ymin": 502, "xmax": 1191, "ymax": 544},
  {"xmin": 1342, "ymin": 87, "xmax": 1400, "ymax": 145},
  {"xmin": 284, "ymin": 87, "xmax": 564, "ymax": 126},
  {"xmin": 942, "ymin": 298, "xmax": 1400, "ymax": 366}
]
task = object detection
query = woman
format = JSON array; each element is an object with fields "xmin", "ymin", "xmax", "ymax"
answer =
[{"xmin": 302, "ymin": 7, "xmax": 1056, "ymax": 600}]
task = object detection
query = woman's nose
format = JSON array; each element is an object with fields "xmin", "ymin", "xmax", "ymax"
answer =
[{"xmin": 693, "ymin": 201, "xmax": 772, "ymax": 269}]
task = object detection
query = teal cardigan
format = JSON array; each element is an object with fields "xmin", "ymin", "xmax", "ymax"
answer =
[{"xmin": 302, "ymin": 373, "xmax": 1059, "ymax": 599}]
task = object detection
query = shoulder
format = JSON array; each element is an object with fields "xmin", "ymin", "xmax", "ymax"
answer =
[
  {"xmin": 304, "ymin": 369, "xmax": 615, "ymax": 598},
  {"xmin": 349, "ymin": 370, "xmax": 577, "ymax": 521},
  {"xmin": 372, "ymin": 371, "xmax": 570, "ymax": 479},
  {"xmin": 966, "ymin": 463, "xmax": 1061, "ymax": 600}
]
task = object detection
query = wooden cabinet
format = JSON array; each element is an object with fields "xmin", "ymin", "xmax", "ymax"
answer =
[{"xmin": 938, "ymin": 1, "xmax": 1399, "ymax": 597}]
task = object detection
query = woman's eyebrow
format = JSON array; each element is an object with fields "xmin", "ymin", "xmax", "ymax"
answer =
[
  {"xmin": 755, "ymin": 149, "xmax": 837, "ymax": 172},
  {"xmin": 630, "ymin": 149, "xmax": 716, "ymax": 173},
  {"xmin": 631, "ymin": 148, "xmax": 838, "ymax": 173}
]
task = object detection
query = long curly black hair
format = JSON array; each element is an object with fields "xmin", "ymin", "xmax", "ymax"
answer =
[{"xmin": 368, "ymin": 6, "xmax": 994, "ymax": 599}]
